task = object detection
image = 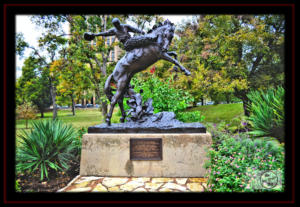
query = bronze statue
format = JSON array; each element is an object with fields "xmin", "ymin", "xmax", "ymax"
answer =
[
  {"xmin": 84, "ymin": 18, "xmax": 158, "ymax": 51},
  {"xmin": 85, "ymin": 18, "xmax": 191, "ymax": 125}
]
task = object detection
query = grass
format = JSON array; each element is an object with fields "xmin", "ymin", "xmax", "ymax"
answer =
[
  {"xmin": 16, "ymin": 108, "xmax": 121, "ymax": 130},
  {"xmin": 186, "ymin": 103, "xmax": 244, "ymax": 125},
  {"xmin": 15, "ymin": 103, "xmax": 245, "ymax": 154},
  {"xmin": 16, "ymin": 108, "xmax": 122, "ymax": 147},
  {"xmin": 17, "ymin": 103, "xmax": 244, "ymax": 130},
  {"xmin": 16, "ymin": 103, "xmax": 244, "ymax": 136}
]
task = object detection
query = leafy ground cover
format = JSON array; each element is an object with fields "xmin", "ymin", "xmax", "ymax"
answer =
[{"xmin": 204, "ymin": 126, "xmax": 285, "ymax": 192}]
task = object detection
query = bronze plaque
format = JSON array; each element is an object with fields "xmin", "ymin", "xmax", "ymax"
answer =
[{"xmin": 130, "ymin": 138, "xmax": 162, "ymax": 160}]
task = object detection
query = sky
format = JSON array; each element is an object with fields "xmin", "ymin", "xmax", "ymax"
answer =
[{"xmin": 16, "ymin": 15, "xmax": 194, "ymax": 79}]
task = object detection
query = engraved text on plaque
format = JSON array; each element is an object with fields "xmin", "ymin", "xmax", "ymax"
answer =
[{"xmin": 130, "ymin": 138, "xmax": 162, "ymax": 160}]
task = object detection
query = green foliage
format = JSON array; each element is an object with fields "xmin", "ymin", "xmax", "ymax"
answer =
[
  {"xmin": 16, "ymin": 56, "xmax": 52, "ymax": 117},
  {"xmin": 205, "ymin": 116, "xmax": 249, "ymax": 137},
  {"xmin": 205, "ymin": 135, "xmax": 285, "ymax": 192},
  {"xmin": 247, "ymin": 86, "xmax": 285, "ymax": 141},
  {"xmin": 175, "ymin": 15, "xmax": 285, "ymax": 115},
  {"xmin": 65, "ymin": 15, "xmax": 128, "ymax": 115},
  {"xmin": 128, "ymin": 15, "xmax": 164, "ymax": 32},
  {"xmin": 17, "ymin": 15, "xmax": 69, "ymax": 120},
  {"xmin": 74, "ymin": 127, "xmax": 87, "ymax": 157},
  {"xmin": 16, "ymin": 33, "xmax": 29, "ymax": 56},
  {"xmin": 130, "ymin": 76, "xmax": 193, "ymax": 114},
  {"xmin": 16, "ymin": 119, "xmax": 78, "ymax": 181},
  {"xmin": 15, "ymin": 179, "xmax": 21, "ymax": 192},
  {"xmin": 176, "ymin": 111, "xmax": 205, "ymax": 123}
]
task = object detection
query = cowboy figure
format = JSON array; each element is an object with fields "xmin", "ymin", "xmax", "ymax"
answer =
[{"xmin": 84, "ymin": 18, "xmax": 157, "ymax": 51}]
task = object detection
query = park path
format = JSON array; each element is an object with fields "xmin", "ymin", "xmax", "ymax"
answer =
[{"xmin": 58, "ymin": 176, "xmax": 208, "ymax": 192}]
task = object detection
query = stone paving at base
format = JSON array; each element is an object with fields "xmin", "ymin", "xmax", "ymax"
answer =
[{"xmin": 58, "ymin": 176, "xmax": 208, "ymax": 192}]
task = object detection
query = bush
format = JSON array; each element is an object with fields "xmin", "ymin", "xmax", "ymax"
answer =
[
  {"xmin": 205, "ymin": 135, "xmax": 285, "ymax": 192},
  {"xmin": 175, "ymin": 111, "xmax": 205, "ymax": 123},
  {"xmin": 130, "ymin": 76, "xmax": 193, "ymax": 114},
  {"xmin": 206, "ymin": 117, "xmax": 250, "ymax": 136},
  {"xmin": 15, "ymin": 179, "xmax": 21, "ymax": 192},
  {"xmin": 206, "ymin": 120, "xmax": 250, "ymax": 147},
  {"xmin": 16, "ymin": 119, "xmax": 78, "ymax": 181},
  {"xmin": 247, "ymin": 87, "xmax": 285, "ymax": 142},
  {"xmin": 74, "ymin": 127, "xmax": 87, "ymax": 158}
]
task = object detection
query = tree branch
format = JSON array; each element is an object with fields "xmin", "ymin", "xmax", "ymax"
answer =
[
  {"xmin": 28, "ymin": 46, "xmax": 48, "ymax": 66},
  {"xmin": 249, "ymin": 54, "xmax": 263, "ymax": 77}
]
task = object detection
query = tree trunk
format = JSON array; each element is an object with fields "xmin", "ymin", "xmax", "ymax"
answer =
[
  {"xmin": 234, "ymin": 89, "xmax": 251, "ymax": 116},
  {"xmin": 102, "ymin": 101, "xmax": 108, "ymax": 116},
  {"xmin": 95, "ymin": 87, "xmax": 108, "ymax": 117},
  {"xmin": 242, "ymin": 99, "xmax": 251, "ymax": 116},
  {"xmin": 40, "ymin": 109, "xmax": 44, "ymax": 118},
  {"xmin": 226, "ymin": 94, "xmax": 230, "ymax": 104},
  {"xmin": 71, "ymin": 94, "xmax": 75, "ymax": 116},
  {"xmin": 50, "ymin": 80, "xmax": 57, "ymax": 120},
  {"xmin": 25, "ymin": 119, "xmax": 28, "ymax": 129},
  {"xmin": 192, "ymin": 101, "xmax": 197, "ymax": 107}
]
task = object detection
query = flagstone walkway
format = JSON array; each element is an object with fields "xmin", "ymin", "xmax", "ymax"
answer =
[{"xmin": 58, "ymin": 175, "xmax": 208, "ymax": 192}]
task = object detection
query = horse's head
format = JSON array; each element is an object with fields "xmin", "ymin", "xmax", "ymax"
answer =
[
  {"xmin": 161, "ymin": 20, "xmax": 175, "ymax": 51},
  {"xmin": 149, "ymin": 20, "xmax": 175, "ymax": 52}
]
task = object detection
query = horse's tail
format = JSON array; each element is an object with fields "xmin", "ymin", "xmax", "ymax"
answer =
[{"xmin": 104, "ymin": 74, "xmax": 114, "ymax": 101}]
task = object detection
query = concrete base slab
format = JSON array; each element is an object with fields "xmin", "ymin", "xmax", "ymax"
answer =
[{"xmin": 80, "ymin": 133, "xmax": 212, "ymax": 177}]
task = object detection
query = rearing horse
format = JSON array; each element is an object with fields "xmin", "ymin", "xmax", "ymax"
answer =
[{"xmin": 104, "ymin": 20, "xmax": 191, "ymax": 125}]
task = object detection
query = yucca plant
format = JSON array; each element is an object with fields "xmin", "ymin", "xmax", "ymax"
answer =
[
  {"xmin": 16, "ymin": 119, "xmax": 78, "ymax": 181},
  {"xmin": 246, "ymin": 86, "xmax": 285, "ymax": 142}
]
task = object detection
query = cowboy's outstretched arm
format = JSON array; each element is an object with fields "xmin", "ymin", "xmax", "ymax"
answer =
[
  {"xmin": 84, "ymin": 28, "xmax": 116, "ymax": 41},
  {"xmin": 94, "ymin": 28, "xmax": 116, "ymax": 36},
  {"xmin": 126, "ymin": 25, "xmax": 145, "ymax": 35}
]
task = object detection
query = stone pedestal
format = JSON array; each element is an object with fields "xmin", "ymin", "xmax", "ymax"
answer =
[{"xmin": 80, "ymin": 133, "xmax": 212, "ymax": 177}]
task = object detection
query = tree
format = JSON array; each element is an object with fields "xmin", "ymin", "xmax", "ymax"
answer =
[
  {"xmin": 66, "ymin": 15, "xmax": 128, "ymax": 118},
  {"xmin": 175, "ymin": 15, "xmax": 284, "ymax": 115},
  {"xmin": 16, "ymin": 56, "xmax": 52, "ymax": 118},
  {"xmin": 16, "ymin": 15, "xmax": 68, "ymax": 119},
  {"xmin": 16, "ymin": 102, "xmax": 38, "ymax": 129},
  {"xmin": 128, "ymin": 15, "xmax": 164, "ymax": 33}
]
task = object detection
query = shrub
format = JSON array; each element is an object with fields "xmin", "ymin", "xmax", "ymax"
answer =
[
  {"xmin": 247, "ymin": 87, "xmax": 285, "ymax": 142},
  {"xmin": 205, "ymin": 122, "xmax": 233, "ymax": 146},
  {"xmin": 130, "ymin": 76, "xmax": 193, "ymax": 114},
  {"xmin": 205, "ymin": 135, "xmax": 285, "ymax": 192},
  {"xmin": 16, "ymin": 119, "xmax": 78, "ymax": 181},
  {"xmin": 15, "ymin": 179, "xmax": 21, "ymax": 192},
  {"xmin": 74, "ymin": 127, "xmax": 87, "ymax": 158},
  {"xmin": 16, "ymin": 102, "xmax": 38, "ymax": 129},
  {"xmin": 206, "ymin": 117, "xmax": 250, "ymax": 137},
  {"xmin": 175, "ymin": 111, "xmax": 205, "ymax": 123}
]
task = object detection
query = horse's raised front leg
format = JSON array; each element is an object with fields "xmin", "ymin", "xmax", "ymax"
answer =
[
  {"xmin": 161, "ymin": 52, "xmax": 191, "ymax": 76},
  {"xmin": 167, "ymin": 51, "xmax": 177, "ymax": 59}
]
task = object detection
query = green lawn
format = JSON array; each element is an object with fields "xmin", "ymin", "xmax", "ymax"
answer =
[
  {"xmin": 16, "ymin": 103, "xmax": 244, "ymax": 131},
  {"xmin": 15, "ymin": 103, "xmax": 244, "ymax": 147},
  {"xmin": 186, "ymin": 103, "xmax": 244, "ymax": 124},
  {"xmin": 16, "ymin": 108, "xmax": 121, "ymax": 131}
]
